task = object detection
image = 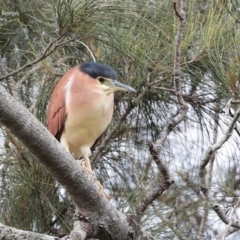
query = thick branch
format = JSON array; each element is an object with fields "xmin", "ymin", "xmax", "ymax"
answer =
[
  {"xmin": 0, "ymin": 223, "xmax": 57, "ymax": 240},
  {"xmin": 0, "ymin": 84, "xmax": 135, "ymax": 239}
]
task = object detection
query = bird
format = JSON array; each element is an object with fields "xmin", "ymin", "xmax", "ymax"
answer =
[{"xmin": 47, "ymin": 62, "xmax": 136, "ymax": 184}]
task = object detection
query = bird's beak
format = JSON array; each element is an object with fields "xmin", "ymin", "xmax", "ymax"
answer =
[{"xmin": 108, "ymin": 80, "xmax": 136, "ymax": 93}]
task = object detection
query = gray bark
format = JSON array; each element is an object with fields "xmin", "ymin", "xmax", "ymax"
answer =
[
  {"xmin": 0, "ymin": 223, "xmax": 57, "ymax": 240},
  {"xmin": 0, "ymin": 84, "xmax": 140, "ymax": 239}
]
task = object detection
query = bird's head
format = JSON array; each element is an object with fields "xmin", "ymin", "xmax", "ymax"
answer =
[
  {"xmin": 80, "ymin": 62, "xmax": 136, "ymax": 95},
  {"xmin": 97, "ymin": 76, "xmax": 136, "ymax": 95}
]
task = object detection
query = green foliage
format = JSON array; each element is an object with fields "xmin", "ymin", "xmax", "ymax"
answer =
[{"xmin": 1, "ymin": 0, "xmax": 240, "ymax": 239}]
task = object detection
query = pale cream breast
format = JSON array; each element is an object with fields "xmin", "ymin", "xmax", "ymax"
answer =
[{"xmin": 63, "ymin": 75, "xmax": 114, "ymax": 158}]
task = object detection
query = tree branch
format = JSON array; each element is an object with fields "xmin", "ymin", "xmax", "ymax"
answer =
[
  {"xmin": 0, "ymin": 83, "xmax": 144, "ymax": 239},
  {"xmin": 199, "ymin": 102, "xmax": 240, "ymax": 189},
  {"xmin": 129, "ymin": 0, "xmax": 188, "ymax": 225},
  {"xmin": 152, "ymin": 0, "xmax": 188, "ymax": 154},
  {"xmin": 0, "ymin": 35, "xmax": 82, "ymax": 81},
  {"xmin": 198, "ymin": 103, "xmax": 220, "ymax": 240},
  {"xmin": 173, "ymin": 0, "xmax": 184, "ymax": 21},
  {"xmin": 0, "ymin": 223, "xmax": 58, "ymax": 240},
  {"xmin": 213, "ymin": 204, "xmax": 240, "ymax": 229},
  {"xmin": 198, "ymin": 100, "xmax": 240, "ymax": 230},
  {"xmin": 129, "ymin": 143, "xmax": 174, "ymax": 225},
  {"xmin": 220, "ymin": 197, "xmax": 240, "ymax": 239}
]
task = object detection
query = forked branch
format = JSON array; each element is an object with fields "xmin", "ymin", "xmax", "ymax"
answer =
[{"xmin": 130, "ymin": 0, "xmax": 188, "ymax": 225}]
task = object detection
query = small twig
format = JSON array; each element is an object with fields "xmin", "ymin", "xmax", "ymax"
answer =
[
  {"xmin": 217, "ymin": 227, "xmax": 238, "ymax": 239},
  {"xmin": 75, "ymin": 40, "xmax": 96, "ymax": 62},
  {"xmin": 0, "ymin": 40, "xmax": 58, "ymax": 81},
  {"xmin": 158, "ymin": 213, "xmax": 186, "ymax": 240},
  {"xmin": 173, "ymin": 0, "xmax": 184, "ymax": 21},
  {"xmin": 152, "ymin": 86, "xmax": 175, "ymax": 93},
  {"xmin": 198, "ymin": 101, "xmax": 240, "ymax": 231},
  {"xmin": 213, "ymin": 203, "xmax": 240, "ymax": 229},
  {"xmin": 129, "ymin": 144, "xmax": 174, "ymax": 225},
  {"xmin": 199, "ymin": 102, "xmax": 240, "ymax": 189},
  {"xmin": 129, "ymin": 183, "xmax": 173, "ymax": 224},
  {"xmin": 4, "ymin": 128, "xmax": 31, "ymax": 167},
  {"xmin": 0, "ymin": 35, "xmax": 84, "ymax": 81},
  {"xmin": 173, "ymin": 0, "xmax": 187, "ymax": 108},
  {"xmin": 150, "ymin": 0, "xmax": 188, "ymax": 154},
  {"xmin": 148, "ymin": 143, "xmax": 171, "ymax": 182},
  {"xmin": 49, "ymin": 208, "xmax": 68, "ymax": 228},
  {"xmin": 198, "ymin": 103, "xmax": 220, "ymax": 240},
  {"xmin": 220, "ymin": 197, "xmax": 240, "ymax": 240},
  {"xmin": 149, "ymin": 74, "xmax": 173, "ymax": 87}
]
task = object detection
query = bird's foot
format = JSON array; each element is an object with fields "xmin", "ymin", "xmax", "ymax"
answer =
[
  {"xmin": 94, "ymin": 179, "xmax": 112, "ymax": 200},
  {"xmin": 78, "ymin": 159, "xmax": 92, "ymax": 174},
  {"xmin": 78, "ymin": 160, "xmax": 111, "ymax": 200}
]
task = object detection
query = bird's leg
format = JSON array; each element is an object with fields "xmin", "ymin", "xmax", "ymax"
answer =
[
  {"xmin": 78, "ymin": 159, "xmax": 87, "ymax": 171},
  {"xmin": 82, "ymin": 153, "xmax": 110, "ymax": 199},
  {"xmin": 82, "ymin": 152, "xmax": 93, "ymax": 174}
]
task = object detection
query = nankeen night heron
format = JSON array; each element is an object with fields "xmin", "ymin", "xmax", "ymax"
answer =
[{"xmin": 47, "ymin": 62, "xmax": 136, "ymax": 179}]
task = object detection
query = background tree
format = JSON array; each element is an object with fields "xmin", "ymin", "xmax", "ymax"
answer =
[{"xmin": 1, "ymin": 0, "xmax": 240, "ymax": 239}]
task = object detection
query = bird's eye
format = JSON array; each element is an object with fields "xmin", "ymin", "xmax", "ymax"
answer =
[{"xmin": 98, "ymin": 77, "xmax": 105, "ymax": 84}]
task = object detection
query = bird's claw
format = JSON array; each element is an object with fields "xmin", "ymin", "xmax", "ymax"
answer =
[
  {"xmin": 78, "ymin": 160, "xmax": 111, "ymax": 199},
  {"xmin": 95, "ymin": 179, "xmax": 111, "ymax": 200},
  {"xmin": 78, "ymin": 160, "xmax": 92, "ymax": 174}
]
